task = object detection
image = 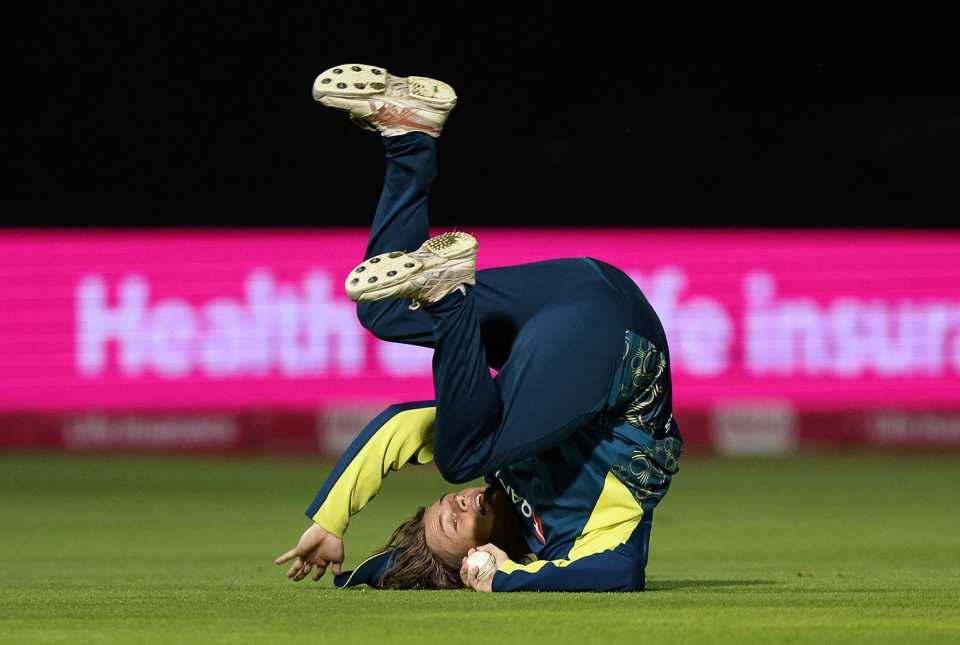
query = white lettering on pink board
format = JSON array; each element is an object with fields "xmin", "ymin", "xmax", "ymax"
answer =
[
  {"xmin": 0, "ymin": 230, "xmax": 956, "ymax": 411},
  {"xmin": 76, "ymin": 270, "xmax": 366, "ymax": 379},
  {"xmin": 744, "ymin": 271, "xmax": 960, "ymax": 377},
  {"xmin": 628, "ymin": 268, "xmax": 734, "ymax": 377}
]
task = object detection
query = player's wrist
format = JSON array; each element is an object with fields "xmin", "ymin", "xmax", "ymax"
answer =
[{"xmin": 310, "ymin": 515, "xmax": 345, "ymax": 540}]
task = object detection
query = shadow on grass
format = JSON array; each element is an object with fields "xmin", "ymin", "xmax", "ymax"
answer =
[{"xmin": 648, "ymin": 579, "xmax": 778, "ymax": 591}]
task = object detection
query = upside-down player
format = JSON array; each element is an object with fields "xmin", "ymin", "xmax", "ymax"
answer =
[{"xmin": 274, "ymin": 63, "xmax": 683, "ymax": 592}]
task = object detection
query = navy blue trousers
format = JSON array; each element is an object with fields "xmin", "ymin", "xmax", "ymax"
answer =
[{"xmin": 357, "ymin": 134, "xmax": 672, "ymax": 483}]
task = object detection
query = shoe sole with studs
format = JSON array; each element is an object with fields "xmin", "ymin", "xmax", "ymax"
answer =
[
  {"xmin": 313, "ymin": 63, "xmax": 389, "ymax": 100},
  {"xmin": 312, "ymin": 63, "xmax": 456, "ymax": 109},
  {"xmin": 344, "ymin": 232, "xmax": 477, "ymax": 303}
]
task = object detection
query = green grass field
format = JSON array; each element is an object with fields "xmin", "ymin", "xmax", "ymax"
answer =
[{"xmin": 1, "ymin": 454, "xmax": 958, "ymax": 644}]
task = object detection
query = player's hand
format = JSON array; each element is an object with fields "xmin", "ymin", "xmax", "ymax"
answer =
[
  {"xmin": 274, "ymin": 522, "xmax": 345, "ymax": 582},
  {"xmin": 459, "ymin": 543, "xmax": 508, "ymax": 593}
]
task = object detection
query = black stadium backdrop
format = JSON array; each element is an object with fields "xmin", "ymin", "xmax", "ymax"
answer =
[{"xmin": 5, "ymin": 4, "xmax": 960, "ymax": 229}]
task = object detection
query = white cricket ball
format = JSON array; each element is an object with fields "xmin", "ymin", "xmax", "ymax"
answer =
[{"xmin": 466, "ymin": 550, "xmax": 497, "ymax": 581}]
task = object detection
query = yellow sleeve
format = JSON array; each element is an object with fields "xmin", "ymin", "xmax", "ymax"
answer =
[
  {"xmin": 305, "ymin": 404, "xmax": 437, "ymax": 538},
  {"xmin": 493, "ymin": 472, "xmax": 649, "ymax": 592}
]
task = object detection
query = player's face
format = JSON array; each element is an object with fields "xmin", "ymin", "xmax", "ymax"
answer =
[{"xmin": 423, "ymin": 485, "xmax": 499, "ymax": 566}]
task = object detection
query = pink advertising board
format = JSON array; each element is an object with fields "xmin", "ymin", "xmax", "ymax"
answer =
[{"xmin": 1, "ymin": 230, "xmax": 959, "ymax": 412}]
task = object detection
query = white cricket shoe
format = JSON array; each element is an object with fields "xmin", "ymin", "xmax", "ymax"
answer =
[
  {"xmin": 345, "ymin": 232, "xmax": 477, "ymax": 308},
  {"xmin": 312, "ymin": 63, "xmax": 457, "ymax": 138}
]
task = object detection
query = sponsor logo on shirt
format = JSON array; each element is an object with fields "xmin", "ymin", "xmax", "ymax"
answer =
[{"xmin": 494, "ymin": 470, "xmax": 545, "ymax": 544}]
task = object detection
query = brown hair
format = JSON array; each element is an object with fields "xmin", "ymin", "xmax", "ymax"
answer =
[{"xmin": 377, "ymin": 506, "xmax": 463, "ymax": 590}]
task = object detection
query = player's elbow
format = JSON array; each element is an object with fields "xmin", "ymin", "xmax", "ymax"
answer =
[
  {"xmin": 597, "ymin": 571, "xmax": 644, "ymax": 592},
  {"xmin": 626, "ymin": 573, "xmax": 645, "ymax": 592},
  {"xmin": 621, "ymin": 564, "xmax": 646, "ymax": 592}
]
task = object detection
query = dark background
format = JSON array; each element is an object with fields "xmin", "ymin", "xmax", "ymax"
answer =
[{"xmin": 6, "ymin": 3, "xmax": 960, "ymax": 228}]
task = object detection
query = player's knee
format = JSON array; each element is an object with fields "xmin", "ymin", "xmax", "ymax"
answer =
[
  {"xmin": 433, "ymin": 450, "xmax": 476, "ymax": 484},
  {"xmin": 356, "ymin": 301, "xmax": 388, "ymax": 338},
  {"xmin": 434, "ymin": 416, "xmax": 500, "ymax": 483}
]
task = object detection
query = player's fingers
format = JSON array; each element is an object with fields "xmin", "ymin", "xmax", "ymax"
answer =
[
  {"xmin": 295, "ymin": 562, "xmax": 313, "ymax": 582},
  {"xmin": 292, "ymin": 564, "xmax": 307, "ymax": 582},
  {"xmin": 274, "ymin": 548, "xmax": 298, "ymax": 565},
  {"xmin": 313, "ymin": 565, "xmax": 325, "ymax": 581},
  {"xmin": 467, "ymin": 566, "xmax": 481, "ymax": 590},
  {"xmin": 477, "ymin": 543, "xmax": 505, "ymax": 562},
  {"xmin": 286, "ymin": 559, "xmax": 302, "ymax": 578},
  {"xmin": 331, "ymin": 562, "xmax": 342, "ymax": 575},
  {"xmin": 297, "ymin": 563, "xmax": 312, "ymax": 582}
]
